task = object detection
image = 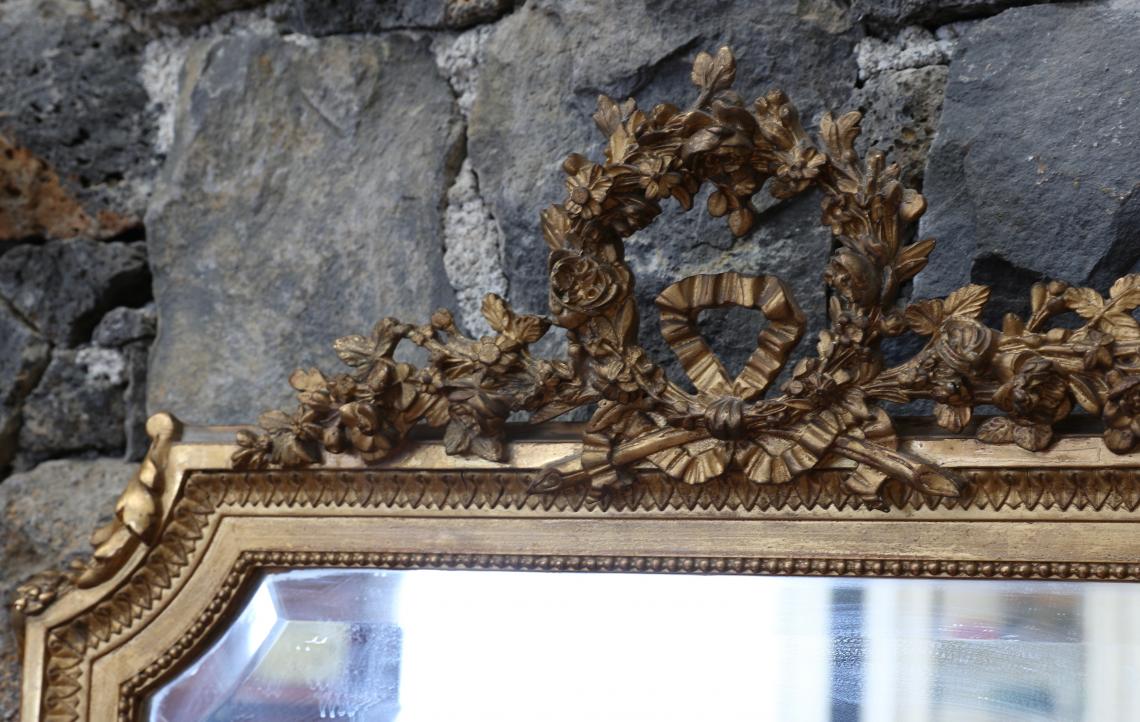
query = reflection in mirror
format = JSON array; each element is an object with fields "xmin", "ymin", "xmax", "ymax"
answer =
[{"xmin": 146, "ymin": 569, "xmax": 1140, "ymax": 722}]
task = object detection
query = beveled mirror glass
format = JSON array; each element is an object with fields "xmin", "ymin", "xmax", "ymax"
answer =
[{"xmin": 146, "ymin": 569, "xmax": 1140, "ymax": 722}]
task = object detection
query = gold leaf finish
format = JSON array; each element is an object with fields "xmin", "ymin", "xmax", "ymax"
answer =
[{"xmin": 236, "ymin": 46, "xmax": 1140, "ymax": 506}]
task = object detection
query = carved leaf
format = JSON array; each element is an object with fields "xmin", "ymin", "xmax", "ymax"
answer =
[
  {"xmin": 1102, "ymin": 310, "xmax": 1140, "ymax": 341},
  {"xmin": 1064, "ymin": 286, "xmax": 1105, "ymax": 319},
  {"xmin": 333, "ymin": 335, "xmax": 374, "ymax": 368},
  {"xmin": 531, "ymin": 400, "xmax": 583, "ymax": 424},
  {"xmin": 1109, "ymin": 274, "xmax": 1140, "ymax": 308},
  {"xmin": 903, "ymin": 299, "xmax": 944, "ymax": 336},
  {"xmin": 684, "ymin": 128, "xmax": 722, "ymax": 157},
  {"xmin": 443, "ymin": 420, "xmax": 471, "ymax": 455},
  {"xmin": 977, "ymin": 416, "xmax": 1014, "ymax": 444},
  {"xmin": 690, "ymin": 47, "xmax": 736, "ymax": 94},
  {"xmin": 818, "ymin": 110, "xmax": 861, "ymax": 158},
  {"xmin": 507, "ymin": 314, "xmax": 550, "ymax": 345},
  {"xmin": 590, "ymin": 316, "xmax": 620, "ymax": 346},
  {"xmin": 1068, "ymin": 373, "xmax": 1104, "ymax": 414},
  {"xmin": 528, "ymin": 467, "xmax": 570, "ymax": 494},
  {"xmin": 933, "ymin": 403, "xmax": 972, "ymax": 433},
  {"xmin": 593, "ymin": 94, "xmax": 623, "ymax": 137},
  {"xmin": 481, "ymin": 294, "xmax": 511, "ymax": 333},
  {"xmin": 541, "ymin": 205, "xmax": 572, "ymax": 250},
  {"xmin": 586, "ymin": 400, "xmax": 631, "ymax": 433},
  {"xmin": 943, "ymin": 284, "xmax": 990, "ymax": 319},
  {"xmin": 894, "ymin": 239, "xmax": 934, "ymax": 281},
  {"xmin": 615, "ymin": 298, "xmax": 638, "ymax": 342},
  {"xmin": 258, "ymin": 409, "xmax": 293, "ymax": 432},
  {"xmin": 289, "ymin": 368, "xmax": 326, "ymax": 393},
  {"xmin": 1012, "ymin": 422, "xmax": 1053, "ymax": 451},
  {"xmin": 469, "ymin": 434, "xmax": 505, "ymax": 462}
]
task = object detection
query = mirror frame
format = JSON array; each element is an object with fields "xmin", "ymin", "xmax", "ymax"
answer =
[{"xmin": 15, "ymin": 414, "xmax": 1140, "ymax": 722}]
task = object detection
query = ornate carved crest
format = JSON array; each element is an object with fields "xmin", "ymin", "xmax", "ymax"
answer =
[{"xmin": 233, "ymin": 47, "xmax": 1140, "ymax": 505}]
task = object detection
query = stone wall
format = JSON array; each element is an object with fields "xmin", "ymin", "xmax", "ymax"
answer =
[{"xmin": 1, "ymin": 0, "xmax": 1138, "ymax": 716}]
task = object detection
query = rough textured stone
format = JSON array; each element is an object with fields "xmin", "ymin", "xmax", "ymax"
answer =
[
  {"xmin": 850, "ymin": 65, "xmax": 948, "ymax": 188},
  {"xmin": 854, "ymin": 25, "xmax": 952, "ymax": 80},
  {"xmin": 0, "ymin": 0, "xmax": 156, "ymax": 222},
  {"xmin": 443, "ymin": 159, "xmax": 508, "ymax": 336},
  {"xmin": 0, "ymin": 457, "xmax": 134, "ymax": 720},
  {"xmin": 123, "ymin": 342, "xmax": 150, "ymax": 461},
  {"xmin": 0, "ymin": 307, "xmax": 50, "ymax": 471},
  {"xmin": 0, "ymin": 239, "xmax": 149, "ymax": 347},
  {"xmin": 146, "ymin": 33, "xmax": 462, "ymax": 424},
  {"xmin": 280, "ymin": 0, "xmax": 512, "ymax": 34},
  {"xmin": 852, "ymin": 0, "xmax": 1062, "ymax": 29},
  {"xmin": 19, "ymin": 348, "xmax": 127, "ymax": 462},
  {"xmin": 915, "ymin": 4, "xmax": 1140, "ymax": 327},
  {"xmin": 468, "ymin": 0, "xmax": 860, "ymax": 374},
  {"xmin": 92, "ymin": 304, "xmax": 157, "ymax": 348},
  {"xmin": 119, "ymin": 0, "xmax": 270, "ymax": 28},
  {"xmin": 432, "ymin": 23, "xmax": 495, "ymax": 117}
]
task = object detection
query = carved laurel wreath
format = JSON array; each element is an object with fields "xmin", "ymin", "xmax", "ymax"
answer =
[{"xmin": 234, "ymin": 47, "xmax": 1140, "ymax": 504}]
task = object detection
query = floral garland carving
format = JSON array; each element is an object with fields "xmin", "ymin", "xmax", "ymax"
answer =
[{"xmin": 235, "ymin": 47, "xmax": 1140, "ymax": 505}]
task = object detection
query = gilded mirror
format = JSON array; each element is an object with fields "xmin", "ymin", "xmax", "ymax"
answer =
[{"xmin": 15, "ymin": 47, "xmax": 1140, "ymax": 722}]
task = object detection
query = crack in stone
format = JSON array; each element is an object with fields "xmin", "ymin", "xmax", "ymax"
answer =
[{"xmin": 433, "ymin": 25, "xmax": 509, "ymax": 337}]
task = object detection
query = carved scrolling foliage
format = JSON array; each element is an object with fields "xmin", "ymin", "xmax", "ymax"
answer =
[{"xmin": 234, "ymin": 47, "xmax": 1140, "ymax": 504}]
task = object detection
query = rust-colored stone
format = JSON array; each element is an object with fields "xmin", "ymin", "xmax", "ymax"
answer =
[{"xmin": 0, "ymin": 135, "xmax": 134, "ymax": 242}]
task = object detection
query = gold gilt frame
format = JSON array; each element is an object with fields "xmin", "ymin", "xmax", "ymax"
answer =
[{"xmin": 15, "ymin": 48, "xmax": 1140, "ymax": 721}]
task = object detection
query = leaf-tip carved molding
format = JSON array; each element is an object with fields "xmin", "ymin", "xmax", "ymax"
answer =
[{"xmin": 234, "ymin": 46, "xmax": 1140, "ymax": 505}]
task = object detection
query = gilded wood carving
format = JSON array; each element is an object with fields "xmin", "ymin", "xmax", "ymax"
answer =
[{"xmin": 235, "ymin": 47, "xmax": 1140, "ymax": 503}]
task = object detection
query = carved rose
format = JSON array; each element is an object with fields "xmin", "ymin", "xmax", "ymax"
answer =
[
  {"xmin": 824, "ymin": 248, "xmax": 881, "ymax": 308},
  {"xmin": 549, "ymin": 250, "xmax": 626, "ymax": 319},
  {"xmin": 979, "ymin": 352, "xmax": 1073, "ymax": 451},
  {"xmin": 992, "ymin": 353, "xmax": 1071, "ymax": 425},
  {"xmin": 935, "ymin": 317, "xmax": 996, "ymax": 375},
  {"xmin": 1103, "ymin": 370, "xmax": 1140, "ymax": 453}
]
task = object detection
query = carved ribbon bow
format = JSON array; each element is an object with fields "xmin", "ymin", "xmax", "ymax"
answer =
[
  {"xmin": 645, "ymin": 272, "xmax": 811, "ymax": 485},
  {"xmin": 562, "ymin": 271, "xmax": 960, "ymax": 501}
]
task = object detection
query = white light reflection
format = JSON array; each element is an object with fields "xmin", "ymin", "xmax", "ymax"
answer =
[{"xmin": 394, "ymin": 571, "xmax": 833, "ymax": 722}]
